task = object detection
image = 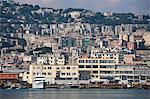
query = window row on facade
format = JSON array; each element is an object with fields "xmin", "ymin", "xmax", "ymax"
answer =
[
  {"xmin": 79, "ymin": 60, "xmax": 115, "ymax": 63},
  {"xmin": 79, "ymin": 65, "xmax": 115, "ymax": 68}
]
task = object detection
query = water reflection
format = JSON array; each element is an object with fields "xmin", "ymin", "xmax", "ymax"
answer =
[{"xmin": 1, "ymin": 89, "xmax": 150, "ymax": 99}]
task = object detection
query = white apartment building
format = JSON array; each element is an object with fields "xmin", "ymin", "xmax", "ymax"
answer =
[{"xmin": 36, "ymin": 54, "xmax": 65, "ymax": 65}]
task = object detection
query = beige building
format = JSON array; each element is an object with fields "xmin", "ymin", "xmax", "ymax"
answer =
[
  {"xmin": 24, "ymin": 64, "xmax": 79, "ymax": 84},
  {"xmin": 115, "ymin": 65, "xmax": 150, "ymax": 84},
  {"xmin": 78, "ymin": 51, "xmax": 119, "ymax": 83},
  {"xmin": 22, "ymin": 49, "xmax": 150, "ymax": 85},
  {"xmin": 123, "ymin": 54, "xmax": 135, "ymax": 64},
  {"xmin": 143, "ymin": 32, "xmax": 150, "ymax": 47},
  {"xmin": 78, "ymin": 50, "xmax": 150, "ymax": 84}
]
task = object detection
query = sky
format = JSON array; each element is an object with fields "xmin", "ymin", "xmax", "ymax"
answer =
[{"xmin": 13, "ymin": 0, "xmax": 150, "ymax": 15}]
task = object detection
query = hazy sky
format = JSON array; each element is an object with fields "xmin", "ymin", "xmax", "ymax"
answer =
[{"xmin": 13, "ymin": 0, "xmax": 149, "ymax": 14}]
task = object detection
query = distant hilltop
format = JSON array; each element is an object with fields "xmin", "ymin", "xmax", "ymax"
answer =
[{"xmin": 0, "ymin": 0, "xmax": 150, "ymax": 25}]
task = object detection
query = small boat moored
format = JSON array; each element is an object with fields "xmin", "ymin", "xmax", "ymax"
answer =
[{"xmin": 32, "ymin": 76, "xmax": 46, "ymax": 89}]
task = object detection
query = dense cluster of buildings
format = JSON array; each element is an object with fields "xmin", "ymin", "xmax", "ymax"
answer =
[
  {"xmin": 1, "ymin": 22, "xmax": 150, "ymax": 86},
  {"xmin": 0, "ymin": 0, "xmax": 150, "ymax": 88}
]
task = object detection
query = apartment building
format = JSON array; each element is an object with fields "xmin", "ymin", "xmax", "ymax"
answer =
[
  {"xmin": 25, "ymin": 64, "xmax": 79, "ymax": 84},
  {"xmin": 36, "ymin": 54, "xmax": 65, "ymax": 65},
  {"xmin": 78, "ymin": 50, "xmax": 150, "ymax": 84},
  {"xmin": 78, "ymin": 50, "xmax": 119, "ymax": 83},
  {"xmin": 115, "ymin": 65, "xmax": 150, "ymax": 84}
]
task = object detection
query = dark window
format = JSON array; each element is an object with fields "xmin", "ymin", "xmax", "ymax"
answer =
[
  {"xmin": 48, "ymin": 73, "xmax": 51, "ymax": 75},
  {"xmin": 141, "ymin": 76, "xmax": 146, "ymax": 80},
  {"xmin": 86, "ymin": 65, "xmax": 91, "ymax": 68},
  {"xmin": 79, "ymin": 65, "xmax": 84, "ymax": 68},
  {"xmin": 93, "ymin": 65, "xmax": 98, "ymax": 68},
  {"xmin": 93, "ymin": 71, "xmax": 98, "ymax": 74},
  {"xmin": 79, "ymin": 60, "xmax": 84, "ymax": 63}
]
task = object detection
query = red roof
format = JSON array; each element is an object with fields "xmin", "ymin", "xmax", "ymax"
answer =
[{"xmin": 0, "ymin": 73, "xmax": 18, "ymax": 80}]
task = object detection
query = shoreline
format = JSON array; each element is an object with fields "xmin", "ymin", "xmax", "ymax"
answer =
[{"xmin": 1, "ymin": 84, "xmax": 150, "ymax": 89}]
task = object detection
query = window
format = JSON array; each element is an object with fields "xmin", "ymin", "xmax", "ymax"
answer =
[
  {"xmin": 93, "ymin": 71, "xmax": 98, "ymax": 74},
  {"xmin": 86, "ymin": 65, "xmax": 91, "ymax": 68},
  {"xmin": 128, "ymin": 76, "xmax": 133, "ymax": 79},
  {"xmin": 59, "ymin": 57, "xmax": 63, "ymax": 59},
  {"xmin": 86, "ymin": 60, "xmax": 88, "ymax": 63},
  {"xmin": 100, "ymin": 71, "xmax": 114, "ymax": 74},
  {"xmin": 79, "ymin": 60, "xmax": 84, "ymax": 63},
  {"xmin": 93, "ymin": 60, "xmax": 96, "ymax": 63},
  {"xmin": 96, "ymin": 60, "xmax": 98, "ymax": 63},
  {"xmin": 67, "ymin": 67, "xmax": 70, "ymax": 70},
  {"xmin": 79, "ymin": 65, "xmax": 84, "ymax": 68},
  {"xmin": 108, "ymin": 60, "xmax": 115, "ymax": 63},
  {"xmin": 42, "ymin": 73, "xmax": 46, "ymax": 75},
  {"xmin": 141, "ymin": 76, "xmax": 146, "ymax": 80},
  {"xmin": 147, "ymin": 76, "xmax": 150, "ymax": 79},
  {"xmin": 48, "ymin": 73, "xmax": 51, "ymax": 75},
  {"xmin": 33, "ymin": 72, "xmax": 35, "ymax": 75},
  {"xmin": 88, "ymin": 60, "xmax": 91, "ymax": 63},
  {"xmin": 99, "ymin": 60, "xmax": 102, "ymax": 63},
  {"xmin": 86, "ymin": 60, "xmax": 91, "ymax": 63},
  {"xmin": 110, "ymin": 54, "xmax": 113, "ymax": 57},
  {"xmin": 43, "ymin": 67, "xmax": 47, "ymax": 69},
  {"xmin": 67, "ymin": 73, "xmax": 70, "ymax": 75},
  {"xmin": 61, "ymin": 73, "xmax": 65, "ymax": 75},
  {"xmin": 134, "ymin": 76, "xmax": 139, "ymax": 79},
  {"xmin": 93, "ymin": 65, "xmax": 98, "ymax": 68},
  {"xmin": 100, "ymin": 65, "xmax": 114, "ymax": 68},
  {"xmin": 72, "ymin": 73, "xmax": 76, "ymax": 75},
  {"xmin": 99, "ymin": 60, "xmax": 115, "ymax": 63}
]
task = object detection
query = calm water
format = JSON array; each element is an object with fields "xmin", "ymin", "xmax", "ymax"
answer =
[{"xmin": 0, "ymin": 89, "xmax": 150, "ymax": 99}]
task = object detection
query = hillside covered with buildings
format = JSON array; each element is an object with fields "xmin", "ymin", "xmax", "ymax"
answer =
[{"xmin": 0, "ymin": 0, "xmax": 150, "ymax": 89}]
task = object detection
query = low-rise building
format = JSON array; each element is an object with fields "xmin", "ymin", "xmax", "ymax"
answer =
[{"xmin": 25, "ymin": 64, "xmax": 79, "ymax": 84}]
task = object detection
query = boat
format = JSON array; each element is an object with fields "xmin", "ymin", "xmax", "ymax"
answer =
[
  {"xmin": 7, "ymin": 84, "xmax": 21, "ymax": 89},
  {"xmin": 65, "ymin": 82, "xmax": 79, "ymax": 88},
  {"xmin": 32, "ymin": 76, "xmax": 46, "ymax": 89},
  {"xmin": 127, "ymin": 84, "xmax": 133, "ymax": 88}
]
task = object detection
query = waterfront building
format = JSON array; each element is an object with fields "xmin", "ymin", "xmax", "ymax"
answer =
[
  {"xmin": 78, "ymin": 50, "xmax": 119, "ymax": 83},
  {"xmin": 25, "ymin": 64, "xmax": 79, "ymax": 85},
  {"xmin": 78, "ymin": 49, "xmax": 150, "ymax": 85},
  {"xmin": 115, "ymin": 65, "xmax": 150, "ymax": 84},
  {"xmin": 0, "ymin": 73, "xmax": 19, "ymax": 86}
]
